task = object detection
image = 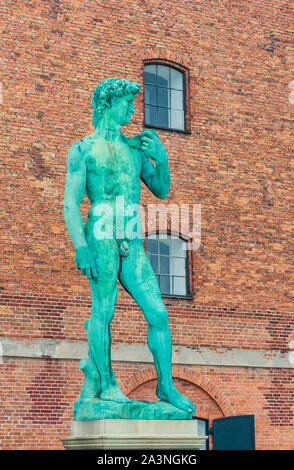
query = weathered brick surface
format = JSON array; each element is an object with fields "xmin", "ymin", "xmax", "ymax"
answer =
[{"xmin": 0, "ymin": 0, "xmax": 293, "ymax": 449}]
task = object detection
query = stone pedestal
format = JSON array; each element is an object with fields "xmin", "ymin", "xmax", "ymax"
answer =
[{"xmin": 61, "ymin": 419, "xmax": 207, "ymax": 449}]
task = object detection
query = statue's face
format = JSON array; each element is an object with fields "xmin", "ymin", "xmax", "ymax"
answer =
[{"xmin": 109, "ymin": 93, "xmax": 135, "ymax": 126}]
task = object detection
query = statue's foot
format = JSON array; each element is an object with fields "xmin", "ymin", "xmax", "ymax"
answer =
[
  {"xmin": 99, "ymin": 384, "xmax": 130, "ymax": 403},
  {"xmin": 156, "ymin": 383, "xmax": 196, "ymax": 414}
]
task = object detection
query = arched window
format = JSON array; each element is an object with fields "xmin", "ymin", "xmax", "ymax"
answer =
[
  {"xmin": 145, "ymin": 234, "xmax": 189, "ymax": 297},
  {"xmin": 144, "ymin": 64, "xmax": 185, "ymax": 132}
]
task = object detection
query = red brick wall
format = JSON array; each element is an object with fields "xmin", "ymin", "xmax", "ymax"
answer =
[
  {"xmin": 1, "ymin": 292, "xmax": 293, "ymax": 351},
  {"xmin": 0, "ymin": 0, "xmax": 293, "ymax": 449}
]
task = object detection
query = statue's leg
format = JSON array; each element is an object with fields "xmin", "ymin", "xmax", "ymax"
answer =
[
  {"xmin": 86, "ymin": 238, "xmax": 129, "ymax": 403},
  {"xmin": 118, "ymin": 240, "xmax": 196, "ymax": 413}
]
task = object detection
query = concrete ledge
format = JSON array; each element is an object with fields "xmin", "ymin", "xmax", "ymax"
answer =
[
  {"xmin": 1, "ymin": 336, "xmax": 293, "ymax": 369},
  {"xmin": 61, "ymin": 419, "xmax": 207, "ymax": 450}
]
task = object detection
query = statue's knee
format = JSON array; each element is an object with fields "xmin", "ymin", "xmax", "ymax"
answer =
[
  {"xmin": 150, "ymin": 305, "xmax": 169, "ymax": 329},
  {"xmin": 89, "ymin": 307, "xmax": 114, "ymax": 326}
]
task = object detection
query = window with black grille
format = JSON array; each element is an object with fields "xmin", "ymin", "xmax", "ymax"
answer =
[{"xmin": 144, "ymin": 64, "xmax": 185, "ymax": 132}]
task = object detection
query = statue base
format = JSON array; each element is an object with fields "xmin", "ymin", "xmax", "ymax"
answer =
[
  {"xmin": 74, "ymin": 398, "xmax": 193, "ymax": 420},
  {"xmin": 61, "ymin": 419, "xmax": 207, "ymax": 449}
]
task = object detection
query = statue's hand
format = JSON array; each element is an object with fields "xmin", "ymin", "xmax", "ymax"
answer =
[
  {"xmin": 140, "ymin": 130, "xmax": 168, "ymax": 166},
  {"xmin": 125, "ymin": 130, "xmax": 158, "ymax": 149},
  {"xmin": 75, "ymin": 246, "xmax": 98, "ymax": 280}
]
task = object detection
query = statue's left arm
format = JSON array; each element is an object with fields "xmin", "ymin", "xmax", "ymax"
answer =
[{"xmin": 139, "ymin": 130, "xmax": 171, "ymax": 199}]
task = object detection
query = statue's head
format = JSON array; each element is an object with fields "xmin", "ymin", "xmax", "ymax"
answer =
[{"xmin": 92, "ymin": 78, "xmax": 141, "ymax": 129}]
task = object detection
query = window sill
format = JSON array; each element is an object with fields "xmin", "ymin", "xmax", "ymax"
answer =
[
  {"xmin": 161, "ymin": 294, "xmax": 193, "ymax": 301},
  {"xmin": 143, "ymin": 123, "xmax": 191, "ymax": 135}
]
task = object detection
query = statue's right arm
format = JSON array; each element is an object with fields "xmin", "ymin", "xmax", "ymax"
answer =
[
  {"xmin": 64, "ymin": 141, "xmax": 87, "ymax": 249},
  {"xmin": 64, "ymin": 142, "xmax": 98, "ymax": 280}
]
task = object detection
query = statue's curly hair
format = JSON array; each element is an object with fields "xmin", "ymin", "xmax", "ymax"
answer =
[{"xmin": 92, "ymin": 78, "xmax": 141, "ymax": 129}]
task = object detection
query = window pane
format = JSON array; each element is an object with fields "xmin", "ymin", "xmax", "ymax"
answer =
[
  {"xmin": 157, "ymin": 107, "xmax": 169, "ymax": 128},
  {"xmin": 172, "ymin": 238, "xmax": 186, "ymax": 256},
  {"xmin": 173, "ymin": 276, "xmax": 186, "ymax": 296},
  {"xmin": 171, "ymin": 89, "xmax": 183, "ymax": 110},
  {"xmin": 145, "ymin": 85, "xmax": 157, "ymax": 105},
  {"xmin": 157, "ymin": 65, "xmax": 169, "ymax": 87},
  {"xmin": 158, "ymin": 87, "xmax": 169, "ymax": 108},
  {"xmin": 160, "ymin": 256, "xmax": 170, "ymax": 274},
  {"xmin": 146, "ymin": 238, "xmax": 158, "ymax": 254},
  {"xmin": 149, "ymin": 254, "xmax": 158, "ymax": 273},
  {"xmin": 170, "ymin": 68, "xmax": 183, "ymax": 90},
  {"xmin": 160, "ymin": 275, "xmax": 171, "ymax": 295},
  {"xmin": 145, "ymin": 105, "xmax": 157, "ymax": 126},
  {"xmin": 159, "ymin": 239, "xmax": 170, "ymax": 255},
  {"xmin": 144, "ymin": 65, "xmax": 157, "ymax": 85},
  {"xmin": 170, "ymin": 109, "xmax": 184, "ymax": 130},
  {"xmin": 171, "ymin": 257, "xmax": 185, "ymax": 276}
]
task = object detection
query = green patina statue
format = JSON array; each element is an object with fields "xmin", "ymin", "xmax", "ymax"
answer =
[{"xmin": 64, "ymin": 78, "xmax": 196, "ymax": 420}]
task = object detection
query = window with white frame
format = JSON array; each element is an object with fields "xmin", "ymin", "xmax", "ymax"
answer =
[{"xmin": 146, "ymin": 234, "xmax": 189, "ymax": 297}]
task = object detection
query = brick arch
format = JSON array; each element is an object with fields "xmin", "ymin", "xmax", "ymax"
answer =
[
  {"xmin": 120, "ymin": 365, "xmax": 235, "ymax": 417},
  {"xmin": 140, "ymin": 47, "xmax": 191, "ymax": 70}
]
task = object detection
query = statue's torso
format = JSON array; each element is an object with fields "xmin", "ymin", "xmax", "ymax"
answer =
[
  {"xmin": 80, "ymin": 134, "xmax": 143, "ymax": 241},
  {"xmin": 81, "ymin": 134, "xmax": 141, "ymax": 205}
]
